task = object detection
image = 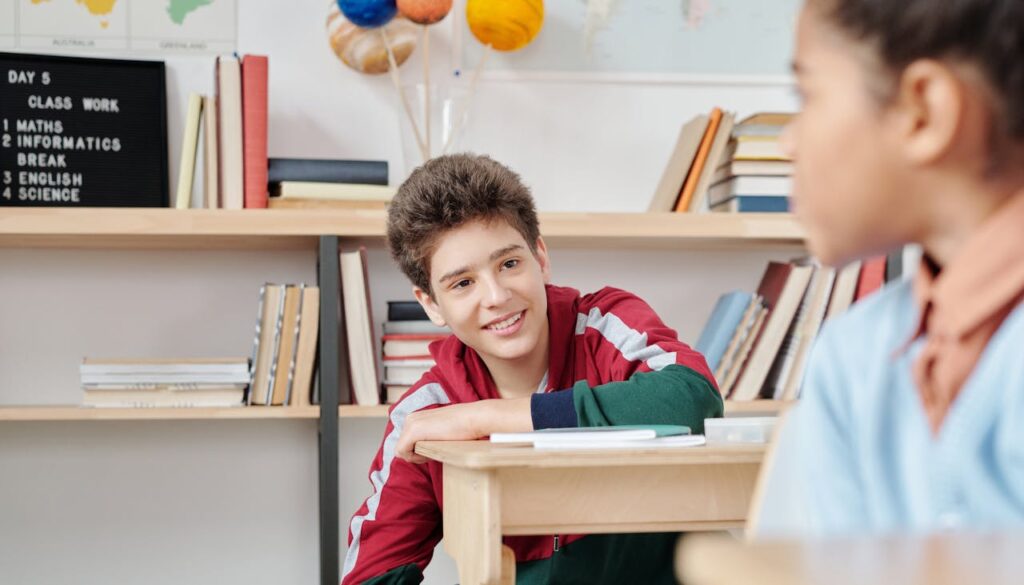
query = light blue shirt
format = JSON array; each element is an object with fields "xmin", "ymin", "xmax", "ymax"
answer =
[{"xmin": 756, "ymin": 279, "xmax": 1024, "ymax": 537}]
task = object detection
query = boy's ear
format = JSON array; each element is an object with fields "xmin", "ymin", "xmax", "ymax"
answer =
[
  {"xmin": 894, "ymin": 59, "xmax": 965, "ymax": 167},
  {"xmin": 534, "ymin": 236, "xmax": 552, "ymax": 284},
  {"xmin": 413, "ymin": 286, "xmax": 447, "ymax": 327}
]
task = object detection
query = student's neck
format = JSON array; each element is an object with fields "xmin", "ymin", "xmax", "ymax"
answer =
[
  {"xmin": 920, "ymin": 170, "xmax": 1024, "ymax": 268},
  {"xmin": 482, "ymin": 326, "xmax": 550, "ymax": 400}
]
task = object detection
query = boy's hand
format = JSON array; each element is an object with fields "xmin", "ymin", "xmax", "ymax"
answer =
[{"xmin": 395, "ymin": 397, "xmax": 532, "ymax": 464}]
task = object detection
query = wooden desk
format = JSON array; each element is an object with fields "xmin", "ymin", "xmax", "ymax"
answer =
[
  {"xmin": 678, "ymin": 532, "xmax": 1024, "ymax": 585},
  {"xmin": 415, "ymin": 440, "xmax": 764, "ymax": 585}
]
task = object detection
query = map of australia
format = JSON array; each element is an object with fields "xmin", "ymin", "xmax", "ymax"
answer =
[
  {"xmin": 30, "ymin": 0, "xmax": 118, "ymax": 29},
  {"xmin": 10, "ymin": 0, "xmax": 235, "ymax": 53}
]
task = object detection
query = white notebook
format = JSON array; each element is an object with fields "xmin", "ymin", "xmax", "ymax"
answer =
[
  {"xmin": 491, "ymin": 427, "xmax": 660, "ymax": 445},
  {"xmin": 490, "ymin": 424, "xmax": 696, "ymax": 450},
  {"xmin": 535, "ymin": 434, "xmax": 706, "ymax": 450}
]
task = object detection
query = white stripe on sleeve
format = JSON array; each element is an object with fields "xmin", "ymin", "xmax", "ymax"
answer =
[{"xmin": 342, "ymin": 383, "xmax": 451, "ymax": 579}]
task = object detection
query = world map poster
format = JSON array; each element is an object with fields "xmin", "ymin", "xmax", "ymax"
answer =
[{"xmin": 0, "ymin": 0, "xmax": 236, "ymax": 54}]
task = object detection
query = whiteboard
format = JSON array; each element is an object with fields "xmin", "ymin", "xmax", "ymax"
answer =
[{"xmin": 453, "ymin": 0, "xmax": 801, "ymax": 84}]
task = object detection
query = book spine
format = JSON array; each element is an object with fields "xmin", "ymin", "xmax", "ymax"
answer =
[
  {"xmin": 203, "ymin": 94, "xmax": 220, "ymax": 208},
  {"xmin": 855, "ymin": 254, "xmax": 887, "ymax": 300},
  {"xmin": 386, "ymin": 301, "xmax": 429, "ymax": 321},
  {"xmin": 240, "ymin": 55, "xmax": 269, "ymax": 209},
  {"xmin": 284, "ymin": 283, "xmax": 305, "ymax": 406},
  {"xmin": 247, "ymin": 285, "xmax": 266, "ymax": 405},
  {"xmin": 267, "ymin": 159, "xmax": 389, "ymax": 185},
  {"xmin": 264, "ymin": 284, "xmax": 287, "ymax": 405},
  {"xmin": 216, "ymin": 56, "xmax": 244, "ymax": 210},
  {"xmin": 675, "ymin": 107, "xmax": 723, "ymax": 212},
  {"xmin": 711, "ymin": 196, "xmax": 790, "ymax": 213},
  {"xmin": 175, "ymin": 93, "xmax": 203, "ymax": 209},
  {"xmin": 360, "ymin": 246, "xmax": 381, "ymax": 404}
]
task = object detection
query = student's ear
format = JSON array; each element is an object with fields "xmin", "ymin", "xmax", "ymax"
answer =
[
  {"xmin": 413, "ymin": 286, "xmax": 447, "ymax": 327},
  {"xmin": 533, "ymin": 236, "xmax": 552, "ymax": 284},
  {"xmin": 893, "ymin": 59, "xmax": 965, "ymax": 167}
]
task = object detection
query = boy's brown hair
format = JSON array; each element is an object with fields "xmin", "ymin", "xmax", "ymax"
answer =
[{"xmin": 386, "ymin": 154, "xmax": 541, "ymax": 295}]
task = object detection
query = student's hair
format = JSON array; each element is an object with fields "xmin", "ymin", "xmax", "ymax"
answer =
[
  {"xmin": 811, "ymin": 0, "xmax": 1024, "ymax": 148},
  {"xmin": 387, "ymin": 153, "xmax": 541, "ymax": 295}
]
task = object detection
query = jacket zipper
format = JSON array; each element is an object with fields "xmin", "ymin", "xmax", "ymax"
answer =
[{"xmin": 553, "ymin": 535, "xmax": 560, "ymax": 552}]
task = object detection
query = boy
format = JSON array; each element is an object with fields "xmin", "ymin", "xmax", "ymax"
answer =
[
  {"xmin": 342, "ymin": 154, "xmax": 722, "ymax": 584},
  {"xmin": 755, "ymin": 0, "xmax": 1024, "ymax": 535}
]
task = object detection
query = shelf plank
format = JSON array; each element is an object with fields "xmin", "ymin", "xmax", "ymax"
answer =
[
  {"xmin": 539, "ymin": 212, "xmax": 805, "ymax": 249},
  {"xmin": 724, "ymin": 399, "xmax": 795, "ymax": 415},
  {"xmin": 0, "ymin": 209, "xmax": 804, "ymax": 250},
  {"xmin": 0, "ymin": 401, "xmax": 786, "ymax": 422},
  {"xmin": 0, "ymin": 405, "xmax": 320, "ymax": 421},
  {"xmin": 0, "ymin": 208, "xmax": 386, "ymax": 250},
  {"xmin": 339, "ymin": 404, "xmax": 390, "ymax": 418},
  {"xmin": 0, "ymin": 404, "xmax": 391, "ymax": 421}
]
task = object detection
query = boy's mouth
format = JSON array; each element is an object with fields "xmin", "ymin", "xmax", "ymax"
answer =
[{"xmin": 484, "ymin": 310, "xmax": 525, "ymax": 333}]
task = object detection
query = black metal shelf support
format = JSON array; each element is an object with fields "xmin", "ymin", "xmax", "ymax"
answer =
[{"xmin": 317, "ymin": 235, "xmax": 349, "ymax": 585}]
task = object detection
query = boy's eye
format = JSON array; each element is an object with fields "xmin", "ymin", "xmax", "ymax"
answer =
[
  {"xmin": 452, "ymin": 279, "xmax": 471, "ymax": 289},
  {"xmin": 501, "ymin": 258, "xmax": 519, "ymax": 270}
]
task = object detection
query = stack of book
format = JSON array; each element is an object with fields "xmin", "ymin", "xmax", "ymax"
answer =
[
  {"xmin": 267, "ymin": 157, "xmax": 395, "ymax": 209},
  {"xmin": 381, "ymin": 300, "xmax": 449, "ymax": 404},
  {"xmin": 248, "ymin": 283, "xmax": 320, "ymax": 406},
  {"xmin": 79, "ymin": 358, "xmax": 249, "ymax": 408},
  {"xmin": 177, "ymin": 59, "xmax": 398, "ymax": 211},
  {"xmin": 709, "ymin": 113, "xmax": 793, "ymax": 213},
  {"xmin": 175, "ymin": 54, "xmax": 271, "ymax": 210},
  {"xmin": 695, "ymin": 246, "xmax": 917, "ymax": 401},
  {"xmin": 648, "ymin": 109, "xmax": 795, "ymax": 213}
]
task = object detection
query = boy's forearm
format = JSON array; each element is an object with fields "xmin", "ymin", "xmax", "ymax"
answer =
[
  {"xmin": 474, "ymin": 396, "xmax": 533, "ymax": 435},
  {"xmin": 574, "ymin": 365, "xmax": 722, "ymax": 433},
  {"xmin": 529, "ymin": 365, "xmax": 722, "ymax": 432}
]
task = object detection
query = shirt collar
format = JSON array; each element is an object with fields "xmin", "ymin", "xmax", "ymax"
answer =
[{"xmin": 905, "ymin": 192, "xmax": 1024, "ymax": 345}]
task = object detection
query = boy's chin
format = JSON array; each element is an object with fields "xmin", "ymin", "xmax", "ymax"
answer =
[{"xmin": 481, "ymin": 339, "xmax": 535, "ymax": 362}]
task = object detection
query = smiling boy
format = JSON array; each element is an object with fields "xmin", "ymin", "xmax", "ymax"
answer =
[{"xmin": 341, "ymin": 154, "xmax": 722, "ymax": 584}]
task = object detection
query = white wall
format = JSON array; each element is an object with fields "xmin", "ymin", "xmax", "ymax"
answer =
[{"xmin": 0, "ymin": 1, "xmax": 799, "ymax": 583}]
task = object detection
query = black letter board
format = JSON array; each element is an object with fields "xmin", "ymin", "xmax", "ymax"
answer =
[{"xmin": 1, "ymin": 52, "xmax": 168, "ymax": 207}]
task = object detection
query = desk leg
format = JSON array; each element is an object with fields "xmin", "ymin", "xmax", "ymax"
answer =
[{"xmin": 442, "ymin": 465, "xmax": 515, "ymax": 585}]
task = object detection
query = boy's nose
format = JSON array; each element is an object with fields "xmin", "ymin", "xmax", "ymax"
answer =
[{"xmin": 481, "ymin": 277, "xmax": 512, "ymax": 307}]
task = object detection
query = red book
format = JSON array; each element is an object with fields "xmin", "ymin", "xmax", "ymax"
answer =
[
  {"xmin": 240, "ymin": 54, "xmax": 268, "ymax": 209},
  {"xmin": 855, "ymin": 254, "xmax": 887, "ymax": 301},
  {"xmin": 382, "ymin": 354, "xmax": 433, "ymax": 361},
  {"xmin": 380, "ymin": 334, "xmax": 449, "ymax": 341}
]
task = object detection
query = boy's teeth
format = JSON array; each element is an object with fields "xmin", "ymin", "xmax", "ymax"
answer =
[{"xmin": 489, "ymin": 312, "xmax": 522, "ymax": 330}]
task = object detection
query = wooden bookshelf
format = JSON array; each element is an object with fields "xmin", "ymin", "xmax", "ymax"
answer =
[
  {"xmin": 0, "ymin": 401, "xmax": 784, "ymax": 422},
  {"xmin": 0, "ymin": 404, "xmax": 391, "ymax": 422},
  {"xmin": 0, "ymin": 405, "xmax": 317, "ymax": 421},
  {"xmin": 0, "ymin": 208, "xmax": 385, "ymax": 250},
  {"xmin": 340, "ymin": 404, "xmax": 390, "ymax": 418},
  {"xmin": 539, "ymin": 212, "xmax": 805, "ymax": 249},
  {"xmin": 724, "ymin": 399, "xmax": 794, "ymax": 415},
  {"xmin": 0, "ymin": 208, "xmax": 805, "ymax": 250}
]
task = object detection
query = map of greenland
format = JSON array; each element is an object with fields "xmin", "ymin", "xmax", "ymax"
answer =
[{"xmin": 29, "ymin": 0, "xmax": 216, "ymax": 27}]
